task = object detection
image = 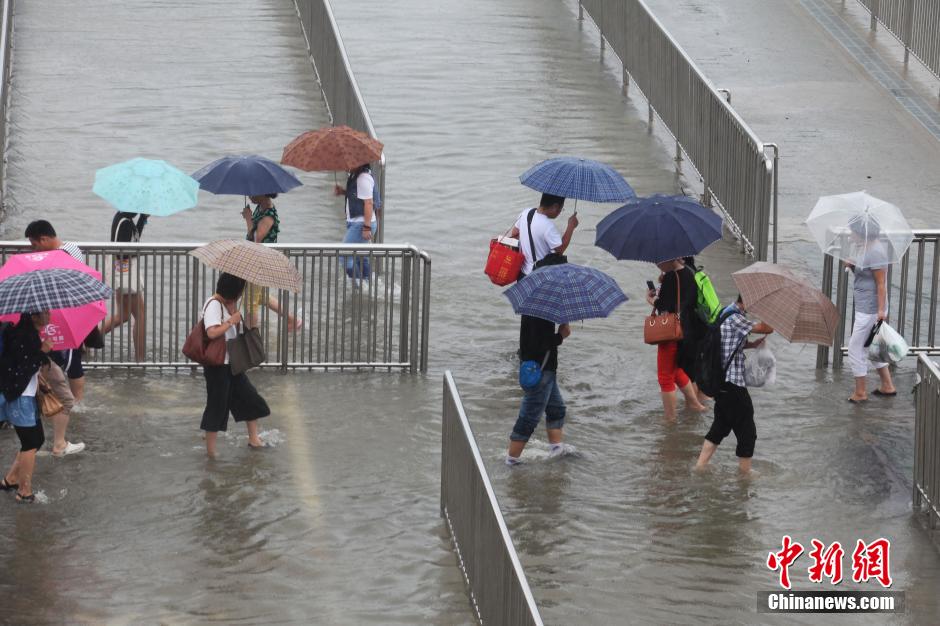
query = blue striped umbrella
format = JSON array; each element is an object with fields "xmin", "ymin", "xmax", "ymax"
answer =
[
  {"xmin": 519, "ymin": 157, "xmax": 635, "ymax": 203},
  {"xmin": 503, "ymin": 264, "xmax": 628, "ymax": 324},
  {"xmin": 595, "ymin": 194, "xmax": 723, "ymax": 263}
]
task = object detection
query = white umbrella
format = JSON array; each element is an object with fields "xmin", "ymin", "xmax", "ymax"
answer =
[{"xmin": 805, "ymin": 191, "xmax": 913, "ymax": 268}]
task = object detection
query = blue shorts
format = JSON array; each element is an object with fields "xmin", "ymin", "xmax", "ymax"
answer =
[{"xmin": 0, "ymin": 394, "xmax": 39, "ymax": 428}]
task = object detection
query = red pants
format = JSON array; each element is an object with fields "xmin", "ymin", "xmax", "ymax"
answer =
[{"xmin": 657, "ymin": 341, "xmax": 689, "ymax": 392}]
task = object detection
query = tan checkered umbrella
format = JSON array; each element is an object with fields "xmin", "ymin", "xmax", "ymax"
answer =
[
  {"xmin": 281, "ymin": 125, "xmax": 383, "ymax": 172},
  {"xmin": 190, "ymin": 240, "xmax": 302, "ymax": 293},
  {"xmin": 732, "ymin": 262, "xmax": 839, "ymax": 346}
]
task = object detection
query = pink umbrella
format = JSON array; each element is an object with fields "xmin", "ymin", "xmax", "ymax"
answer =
[{"xmin": 0, "ymin": 250, "xmax": 107, "ymax": 350}]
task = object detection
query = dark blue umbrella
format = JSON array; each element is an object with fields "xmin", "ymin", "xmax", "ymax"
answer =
[
  {"xmin": 503, "ymin": 263, "xmax": 628, "ymax": 324},
  {"xmin": 595, "ymin": 194, "xmax": 723, "ymax": 263},
  {"xmin": 519, "ymin": 156, "xmax": 635, "ymax": 203},
  {"xmin": 193, "ymin": 155, "xmax": 302, "ymax": 196}
]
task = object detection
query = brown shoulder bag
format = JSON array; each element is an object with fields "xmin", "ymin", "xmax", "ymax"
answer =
[{"xmin": 644, "ymin": 272, "xmax": 684, "ymax": 345}]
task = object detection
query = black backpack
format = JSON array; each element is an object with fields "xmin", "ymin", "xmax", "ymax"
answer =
[{"xmin": 694, "ymin": 308, "xmax": 746, "ymax": 397}]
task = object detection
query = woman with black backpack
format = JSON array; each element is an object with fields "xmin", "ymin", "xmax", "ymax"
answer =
[{"xmin": 101, "ymin": 211, "xmax": 149, "ymax": 361}]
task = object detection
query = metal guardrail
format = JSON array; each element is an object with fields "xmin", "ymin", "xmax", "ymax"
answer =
[
  {"xmin": 578, "ymin": 0, "xmax": 778, "ymax": 262},
  {"xmin": 441, "ymin": 372, "xmax": 543, "ymax": 626},
  {"xmin": 856, "ymin": 0, "xmax": 940, "ymax": 87},
  {"xmin": 914, "ymin": 354, "xmax": 940, "ymax": 529},
  {"xmin": 816, "ymin": 231, "xmax": 940, "ymax": 369},
  {"xmin": 0, "ymin": 1, "xmax": 14, "ymax": 217},
  {"xmin": 292, "ymin": 0, "xmax": 387, "ymax": 244},
  {"xmin": 0, "ymin": 242, "xmax": 430, "ymax": 373}
]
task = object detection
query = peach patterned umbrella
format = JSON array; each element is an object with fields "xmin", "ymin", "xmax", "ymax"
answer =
[
  {"xmin": 732, "ymin": 262, "xmax": 839, "ymax": 346},
  {"xmin": 281, "ymin": 125, "xmax": 383, "ymax": 172}
]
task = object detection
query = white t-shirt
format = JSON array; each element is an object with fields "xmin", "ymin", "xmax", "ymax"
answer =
[
  {"xmin": 515, "ymin": 208, "xmax": 563, "ymax": 275},
  {"xmin": 21, "ymin": 373, "xmax": 38, "ymax": 398},
  {"xmin": 201, "ymin": 297, "xmax": 237, "ymax": 364},
  {"xmin": 345, "ymin": 172, "xmax": 376, "ymax": 223}
]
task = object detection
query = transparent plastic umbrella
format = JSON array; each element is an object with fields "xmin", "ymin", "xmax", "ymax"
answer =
[{"xmin": 805, "ymin": 191, "xmax": 913, "ymax": 268}]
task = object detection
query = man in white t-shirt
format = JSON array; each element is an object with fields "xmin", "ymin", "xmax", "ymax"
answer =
[{"xmin": 509, "ymin": 193, "xmax": 579, "ymax": 276}]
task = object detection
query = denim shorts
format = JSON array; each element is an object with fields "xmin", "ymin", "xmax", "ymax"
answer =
[{"xmin": 0, "ymin": 394, "xmax": 39, "ymax": 428}]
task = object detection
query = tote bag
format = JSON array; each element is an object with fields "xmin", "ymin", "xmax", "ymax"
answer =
[{"xmin": 644, "ymin": 272, "xmax": 684, "ymax": 345}]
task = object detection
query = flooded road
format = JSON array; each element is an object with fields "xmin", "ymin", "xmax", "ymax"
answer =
[{"xmin": 1, "ymin": 0, "xmax": 939, "ymax": 623}]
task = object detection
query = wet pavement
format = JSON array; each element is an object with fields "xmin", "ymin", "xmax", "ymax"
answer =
[{"xmin": 1, "ymin": 0, "xmax": 940, "ymax": 623}]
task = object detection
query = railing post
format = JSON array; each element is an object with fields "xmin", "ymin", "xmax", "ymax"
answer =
[
  {"xmin": 763, "ymin": 143, "xmax": 779, "ymax": 264},
  {"xmin": 399, "ymin": 253, "xmax": 412, "ymax": 365},
  {"xmin": 578, "ymin": 0, "xmax": 584, "ymax": 21},
  {"xmin": 903, "ymin": 0, "xmax": 914, "ymax": 64},
  {"xmin": 833, "ymin": 263, "xmax": 850, "ymax": 369},
  {"xmin": 281, "ymin": 290, "xmax": 290, "ymax": 371},
  {"xmin": 817, "ymin": 254, "xmax": 834, "ymax": 369},
  {"xmin": 871, "ymin": 0, "xmax": 880, "ymax": 31}
]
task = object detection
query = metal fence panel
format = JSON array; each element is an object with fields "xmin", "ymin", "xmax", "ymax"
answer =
[
  {"xmin": 579, "ymin": 0, "xmax": 776, "ymax": 261},
  {"xmin": 292, "ymin": 0, "xmax": 387, "ymax": 243},
  {"xmin": 0, "ymin": 1, "xmax": 13, "ymax": 216},
  {"xmin": 858, "ymin": 0, "xmax": 940, "ymax": 79},
  {"xmin": 441, "ymin": 372, "xmax": 543, "ymax": 626},
  {"xmin": 816, "ymin": 231, "xmax": 940, "ymax": 368},
  {"xmin": 0, "ymin": 242, "xmax": 430, "ymax": 372},
  {"xmin": 914, "ymin": 354, "xmax": 940, "ymax": 529}
]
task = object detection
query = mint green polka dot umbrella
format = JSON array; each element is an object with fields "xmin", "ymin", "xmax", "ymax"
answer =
[{"xmin": 93, "ymin": 157, "xmax": 199, "ymax": 217}]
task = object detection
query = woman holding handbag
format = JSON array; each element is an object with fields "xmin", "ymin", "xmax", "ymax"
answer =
[
  {"xmin": 200, "ymin": 273, "xmax": 271, "ymax": 457},
  {"xmin": 645, "ymin": 259, "xmax": 707, "ymax": 421},
  {"xmin": 0, "ymin": 313, "xmax": 56, "ymax": 503}
]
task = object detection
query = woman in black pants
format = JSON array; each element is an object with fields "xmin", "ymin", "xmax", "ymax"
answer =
[
  {"xmin": 1, "ymin": 313, "xmax": 55, "ymax": 502},
  {"xmin": 200, "ymin": 273, "xmax": 270, "ymax": 457}
]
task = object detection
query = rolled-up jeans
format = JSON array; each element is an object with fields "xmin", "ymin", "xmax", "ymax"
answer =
[
  {"xmin": 511, "ymin": 370, "xmax": 566, "ymax": 442},
  {"xmin": 342, "ymin": 220, "xmax": 377, "ymax": 279},
  {"xmin": 848, "ymin": 310, "xmax": 889, "ymax": 377}
]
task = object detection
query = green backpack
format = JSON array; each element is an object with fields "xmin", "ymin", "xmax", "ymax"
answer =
[{"xmin": 694, "ymin": 269, "xmax": 721, "ymax": 323}]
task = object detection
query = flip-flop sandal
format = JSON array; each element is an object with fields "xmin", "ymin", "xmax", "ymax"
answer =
[
  {"xmin": 247, "ymin": 442, "xmax": 271, "ymax": 450},
  {"xmin": 848, "ymin": 397, "xmax": 868, "ymax": 404},
  {"xmin": 15, "ymin": 493, "xmax": 35, "ymax": 503},
  {"xmin": 0, "ymin": 478, "xmax": 18, "ymax": 491},
  {"xmin": 872, "ymin": 389, "xmax": 898, "ymax": 397}
]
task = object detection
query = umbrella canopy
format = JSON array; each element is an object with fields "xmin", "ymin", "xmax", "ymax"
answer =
[
  {"xmin": 519, "ymin": 157, "xmax": 635, "ymax": 203},
  {"xmin": 190, "ymin": 239, "xmax": 302, "ymax": 293},
  {"xmin": 193, "ymin": 155, "xmax": 302, "ymax": 196},
  {"xmin": 732, "ymin": 262, "xmax": 839, "ymax": 346},
  {"xmin": 503, "ymin": 263, "xmax": 628, "ymax": 324},
  {"xmin": 0, "ymin": 269, "xmax": 112, "ymax": 317},
  {"xmin": 595, "ymin": 194, "xmax": 723, "ymax": 263},
  {"xmin": 805, "ymin": 191, "xmax": 913, "ymax": 268},
  {"xmin": 0, "ymin": 251, "xmax": 109, "ymax": 349},
  {"xmin": 281, "ymin": 125, "xmax": 383, "ymax": 172},
  {"xmin": 93, "ymin": 158, "xmax": 199, "ymax": 217}
]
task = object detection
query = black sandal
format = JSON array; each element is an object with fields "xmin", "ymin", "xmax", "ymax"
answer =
[
  {"xmin": 15, "ymin": 493, "xmax": 35, "ymax": 503},
  {"xmin": 0, "ymin": 478, "xmax": 18, "ymax": 492}
]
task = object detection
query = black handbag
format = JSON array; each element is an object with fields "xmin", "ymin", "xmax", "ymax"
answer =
[
  {"xmin": 526, "ymin": 209, "xmax": 568, "ymax": 271},
  {"xmin": 227, "ymin": 324, "xmax": 266, "ymax": 376},
  {"xmin": 83, "ymin": 326, "xmax": 105, "ymax": 350}
]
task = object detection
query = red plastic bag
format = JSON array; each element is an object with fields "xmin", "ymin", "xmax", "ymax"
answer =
[{"xmin": 485, "ymin": 238, "xmax": 524, "ymax": 286}]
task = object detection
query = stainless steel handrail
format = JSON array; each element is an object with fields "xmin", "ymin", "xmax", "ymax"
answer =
[
  {"xmin": 0, "ymin": 1, "xmax": 14, "ymax": 216},
  {"xmin": 292, "ymin": 0, "xmax": 387, "ymax": 243},
  {"xmin": 579, "ymin": 0, "xmax": 777, "ymax": 260},
  {"xmin": 441, "ymin": 372, "xmax": 543, "ymax": 626},
  {"xmin": 0, "ymin": 241, "xmax": 430, "ymax": 373},
  {"xmin": 856, "ymin": 0, "xmax": 940, "ymax": 90},
  {"xmin": 816, "ymin": 230, "xmax": 940, "ymax": 369},
  {"xmin": 914, "ymin": 354, "xmax": 940, "ymax": 529}
]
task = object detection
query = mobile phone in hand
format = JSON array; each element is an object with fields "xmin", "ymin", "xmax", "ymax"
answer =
[{"xmin": 646, "ymin": 280, "xmax": 656, "ymax": 292}]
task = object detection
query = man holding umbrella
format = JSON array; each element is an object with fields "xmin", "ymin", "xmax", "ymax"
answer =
[{"xmin": 509, "ymin": 193, "xmax": 579, "ymax": 277}]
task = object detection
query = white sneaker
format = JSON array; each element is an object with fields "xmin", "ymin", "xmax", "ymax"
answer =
[
  {"xmin": 505, "ymin": 455, "xmax": 522, "ymax": 466},
  {"xmin": 52, "ymin": 441, "xmax": 85, "ymax": 457},
  {"xmin": 548, "ymin": 443, "xmax": 574, "ymax": 458}
]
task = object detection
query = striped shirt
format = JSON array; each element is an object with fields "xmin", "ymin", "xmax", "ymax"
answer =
[
  {"xmin": 60, "ymin": 241, "xmax": 84, "ymax": 262},
  {"xmin": 720, "ymin": 303, "xmax": 755, "ymax": 387}
]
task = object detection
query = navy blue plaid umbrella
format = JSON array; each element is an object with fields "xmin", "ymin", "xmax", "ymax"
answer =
[
  {"xmin": 595, "ymin": 194, "xmax": 723, "ymax": 263},
  {"xmin": 193, "ymin": 154, "xmax": 302, "ymax": 196},
  {"xmin": 503, "ymin": 264, "xmax": 628, "ymax": 324},
  {"xmin": 519, "ymin": 157, "xmax": 635, "ymax": 203},
  {"xmin": 0, "ymin": 269, "xmax": 112, "ymax": 315}
]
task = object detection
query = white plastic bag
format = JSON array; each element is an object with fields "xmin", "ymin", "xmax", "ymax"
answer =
[
  {"xmin": 744, "ymin": 342, "xmax": 776, "ymax": 388},
  {"xmin": 867, "ymin": 322, "xmax": 909, "ymax": 364}
]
